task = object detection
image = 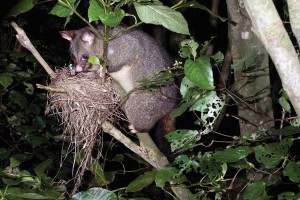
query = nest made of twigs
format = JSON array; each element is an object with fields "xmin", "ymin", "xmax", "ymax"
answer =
[
  {"xmin": 45, "ymin": 68, "xmax": 123, "ymax": 147},
  {"xmin": 44, "ymin": 68, "xmax": 126, "ymax": 194}
]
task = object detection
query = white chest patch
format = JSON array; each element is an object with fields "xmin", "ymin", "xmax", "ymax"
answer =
[{"xmin": 109, "ymin": 65, "xmax": 134, "ymax": 92}]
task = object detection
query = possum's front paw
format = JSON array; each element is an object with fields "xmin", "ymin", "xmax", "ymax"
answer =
[{"xmin": 128, "ymin": 124, "xmax": 138, "ymax": 134}]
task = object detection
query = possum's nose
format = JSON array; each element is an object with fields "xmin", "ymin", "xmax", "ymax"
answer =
[{"xmin": 75, "ymin": 65, "xmax": 83, "ymax": 72}]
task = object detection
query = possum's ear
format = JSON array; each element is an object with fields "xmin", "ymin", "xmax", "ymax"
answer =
[
  {"xmin": 59, "ymin": 30, "xmax": 75, "ymax": 41},
  {"xmin": 81, "ymin": 30, "xmax": 95, "ymax": 44}
]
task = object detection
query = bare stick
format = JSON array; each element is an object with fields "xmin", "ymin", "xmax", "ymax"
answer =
[
  {"xmin": 36, "ymin": 84, "xmax": 67, "ymax": 93},
  {"xmin": 10, "ymin": 21, "xmax": 55, "ymax": 78}
]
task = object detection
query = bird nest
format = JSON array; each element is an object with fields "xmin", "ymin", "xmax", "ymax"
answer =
[
  {"xmin": 45, "ymin": 68, "xmax": 123, "ymax": 148},
  {"xmin": 44, "ymin": 68, "xmax": 125, "ymax": 194}
]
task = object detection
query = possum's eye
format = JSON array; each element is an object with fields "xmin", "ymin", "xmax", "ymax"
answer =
[{"xmin": 81, "ymin": 54, "xmax": 89, "ymax": 61}]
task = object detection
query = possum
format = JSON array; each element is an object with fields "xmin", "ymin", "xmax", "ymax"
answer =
[{"xmin": 60, "ymin": 25, "xmax": 178, "ymax": 135}]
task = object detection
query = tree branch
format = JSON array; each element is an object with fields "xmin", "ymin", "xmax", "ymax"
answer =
[
  {"xmin": 10, "ymin": 21, "xmax": 56, "ymax": 78},
  {"xmin": 101, "ymin": 122, "xmax": 193, "ymax": 199},
  {"xmin": 287, "ymin": 0, "xmax": 300, "ymax": 46},
  {"xmin": 244, "ymin": 1, "xmax": 300, "ymax": 116}
]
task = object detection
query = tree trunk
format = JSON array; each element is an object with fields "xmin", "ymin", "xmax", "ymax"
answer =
[{"xmin": 227, "ymin": 0, "xmax": 274, "ymax": 132}]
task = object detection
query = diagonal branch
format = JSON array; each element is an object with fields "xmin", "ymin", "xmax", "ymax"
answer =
[{"xmin": 10, "ymin": 21, "xmax": 56, "ymax": 78}]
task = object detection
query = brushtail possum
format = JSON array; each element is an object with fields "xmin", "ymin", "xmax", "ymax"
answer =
[{"xmin": 60, "ymin": 25, "xmax": 178, "ymax": 134}]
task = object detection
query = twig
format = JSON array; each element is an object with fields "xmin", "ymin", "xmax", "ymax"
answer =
[
  {"xmin": 36, "ymin": 84, "xmax": 67, "ymax": 93},
  {"xmin": 10, "ymin": 21, "xmax": 55, "ymax": 78}
]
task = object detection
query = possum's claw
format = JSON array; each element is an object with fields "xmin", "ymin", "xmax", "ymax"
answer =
[{"xmin": 129, "ymin": 124, "xmax": 138, "ymax": 134}]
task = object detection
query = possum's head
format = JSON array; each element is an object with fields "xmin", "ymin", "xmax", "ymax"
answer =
[{"xmin": 60, "ymin": 28, "xmax": 103, "ymax": 72}]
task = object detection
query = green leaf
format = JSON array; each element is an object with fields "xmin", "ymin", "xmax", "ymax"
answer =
[
  {"xmin": 127, "ymin": 170, "xmax": 156, "ymax": 192},
  {"xmin": 23, "ymin": 82, "xmax": 34, "ymax": 95},
  {"xmin": 39, "ymin": 188, "xmax": 65, "ymax": 199},
  {"xmin": 290, "ymin": 117, "xmax": 300, "ymax": 127},
  {"xmin": 9, "ymin": 90, "xmax": 28, "ymax": 109},
  {"xmin": 179, "ymin": 76, "xmax": 195, "ymax": 97},
  {"xmin": 88, "ymin": 0, "xmax": 125, "ymax": 26},
  {"xmin": 155, "ymin": 167, "xmax": 186, "ymax": 188},
  {"xmin": 283, "ymin": 161, "xmax": 300, "ymax": 183},
  {"xmin": 102, "ymin": 9, "xmax": 126, "ymax": 27},
  {"xmin": 211, "ymin": 51, "xmax": 224, "ymax": 65},
  {"xmin": 2, "ymin": 178, "xmax": 21, "ymax": 186},
  {"xmin": 179, "ymin": 39, "xmax": 199, "ymax": 59},
  {"xmin": 50, "ymin": 0, "xmax": 76, "ymax": 17},
  {"xmin": 184, "ymin": 56, "xmax": 215, "ymax": 90},
  {"xmin": 34, "ymin": 159, "xmax": 53, "ymax": 180},
  {"xmin": 242, "ymin": 181, "xmax": 269, "ymax": 200},
  {"xmin": 33, "ymin": 116, "xmax": 46, "ymax": 129},
  {"xmin": 72, "ymin": 188, "xmax": 118, "ymax": 200},
  {"xmin": 190, "ymin": 91, "xmax": 224, "ymax": 131},
  {"xmin": 165, "ymin": 129, "xmax": 201, "ymax": 152},
  {"xmin": 198, "ymin": 152, "xmax": 223, "ymax": 181},
  {"xmin": 230, "ymin": 160, "xmax": 251, "ymax": 169},
  {"xmin": 89, "ymin": 161, "xmax": 107, "ymax": 186},
  {"xmin": 214, "ymin": 146, "xmax": 250, "ymax": 163},
  {"xmin": 278, "ymin": 96, "xmax": 291, "ymax": 113},
  {"xmin": 170, "ymin": 101, "xmax": 195, "ymax": 118},
  {"xmin": 181, "ymin": 1, "xmax": 227, "ymax": 22},
  {"xmin": 134, "ymin": 3, "xmax": 190, "ymax": 35},
  {"xmin": 16, "ymin": 193, "xmax": 48, "ymax": 199},
  {"xmin": 10, "ymin": 154, "xmax": 27, "ymax": 168},
  {"xmin": 88, "ymin": 56, "xmax": 100, "ymax": 65},
  {"xmin": 5, "ymin": 0, "xmax": 34, "ymax": 18},
  {"xmin": 0, "ymin": 148, "xmax": 10, "ymax": 162},
  {"xmin": 88, "ymin": 0, "xmax": 105, "ymax": 22},
  {"xmin": 278, "ymin": 192, "xmax": 296, "ymax": 200},
  {"xmin": 254, "ymin": 138, "xmax": 292, "ymax": 169},
  {"xmin": 175, "ymin": 155, "xmax": 200, "ymax": 176},
  {"xmin": 0, "ymin": 73, "xmax": 13, "ymax": 89},
  {"xmin": 269, "ymin": 126, "xmax": 300, "ymax": 137}
]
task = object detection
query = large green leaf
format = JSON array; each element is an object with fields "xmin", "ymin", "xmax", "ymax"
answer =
[
  {"xmin": 134, "ymin": 2, "xmax": 190, "ymax": 35},
  {"xmin": 88, "ymin": 0, "xmax": 105, "ymax": 22},
  {"xmin": 155, "ymin": 167, "xmax": 186, "ymax": 188},
  {"xmin": 50, "ymin": 0, "xmax": 76, "ymax": 17},
  {"xmin": 214, "ymin": 146, "xmax": 251, "ymax": 163},
  {"xmin": 254, "ymin": 138, "xmax": 292, "ymax": 169},
  {"xmin": 5, "ymin": 0, "xmax": 34, "ymax": 17},
  {"xmin": 127, "ymin": 170, "xmax": 156, "ymax": 192},
  {"xmin": 184, "ymin": 56, "xmax": 215, "ymax": 90},
  {"xmin": 34, "ymin": 159, "xmax": 53, "ymax": 180},
  {"xmin": 88, "ymin": 0, "xmax": 125, "ymax": 27}
]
